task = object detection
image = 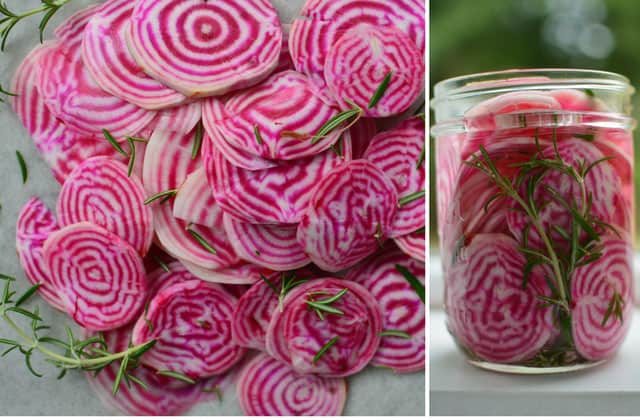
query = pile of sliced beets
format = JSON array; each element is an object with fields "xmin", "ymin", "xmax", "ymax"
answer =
[{"xmin": 11, "ymin": 0, "xmax": 425, "ymax": 416}]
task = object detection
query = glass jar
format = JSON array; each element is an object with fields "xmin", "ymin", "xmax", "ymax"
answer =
[{"xmin": 431, "ymin": 69, "xmax": 635, "ymax": 373}]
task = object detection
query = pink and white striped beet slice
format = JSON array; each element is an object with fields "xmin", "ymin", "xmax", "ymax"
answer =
[
  {"xmin": 350, "ymin": 118, "xmax": 378, "ymax": 159},
  {"xmin": 15, "ymin": 198, "xmax": 65, "ymax": 311},
  {"xmin": 38, "ymin": 38, "xmax": 156, "ymax": 138},
  {"xmin": 237, "ymin": 353, "xmax": 347, "ymax": 416},
  {"xmin": 549, "ymin": 89, "xmax": 602, "ymax": 112},
  {"xmin": 202, "ymin": 71, "xmax": 343, "ymax": 160},
  {"xmin": 82, "ymin": 0, "xmax": 187, "ymax": 110},
  {"xmin": 289, "ymin": 0, "xmax": 425, "ymax": 96},
  {"xmin": 204, "ymin": 125, "xmax": 278, "ymax": 171},
  {"xmin": 394, "ymin": 229, "xmax": 426, "ymax": 263},
  {"xmin": 149, "ymin": 101, "xmax": 202, "ymax": 135},
  {"xmin": 54, "ymin": 3, "xmax": 103, "ymax": 43},
  {"xmin": 364, "ymin": 117, "xmax": 425, "ymax": 236},
  {"xmin": 42, "ymin": 222, "xmax": 147, "ymax": 330},
  {"xmin": 266, "ymin": 278, "xmax": 382, "ymax": 377},
  {"xmin": 571, "ymin": 236, "xmax": 633, "ymax": 360},
  {"xmin": 446, "ymin": 233, "xmax": 555, "ymax": 363},
  {"xmin": 173, "ymin": 167, "xmax": 224, "ymax": 229},
  {"xmin": 206, "ymin": 141, "xmax": 350, "ymax": 224},
  {"xmin": 324, "ymin": 25, "xmax": 425, "ymax": 117},
  {"xmin": 56, "ymin": 157, "xmax": 154, "ymax": 256},
  {"xmin": 180, "ymin": 260, "xmax": 274, "ymax": 286},
  {"xmin": 223, "ymin": 214, "xmax": 311, "ymax": 271},
  {"xmin": 132, "ymin": 279, "xmax": 246, "ymax": 379},
  {"xmin": 346, "ymin": 247, "xmax": 425, "ymax": 373},
  {"xmin": 297, "ymin": 159, "xmax": 398, "ymax": 272},
  {"xmin": 127, "ymin": 0, "xmax": 282, "ymax": 98}
]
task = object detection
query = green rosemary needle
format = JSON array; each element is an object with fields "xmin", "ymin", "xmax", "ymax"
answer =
[
  {"xmin": 144, "ymin": 189, "xmax": 178, "ymax": 205},
  {"xmin": 126, "ymin": 138, "xmax": 136, "ymax": 177},
  {"xmin": 156, "ymin": 370, "xmax": 196, "ymax": 384},
  {"xmin": 0, "ymin": 0, "xmax": 73, "ymax": 51},
  {"xmin": 16, "ymin": 151, "xmax": 27, "ymax": 184},
  {"xmin": 313, "ymin": 336, "xmax": 339, "ymax": 364},
  {"xmin": 378, "ymin": 330, "xmax": 412, "ymax": 339},
  {"xmin": 253, "ymin": 124, "xmax": 263, "ymax": 145},
  {"xmin": 102, "ymin": 129, "xmax": 127, "ymax": 157},
  {"xmin": 395, "ymin": 264, "xmax": 425, "ymax": 303},
  {"xmin": 368, "ymin": 71, "xmax": 392, "ymax": 109},
  {"xmin": 398, "ymin": 190, "xmax": 426, "ymax": 207},
  {"xmin": 192, "ymin": 121, "xmax": 204, "ymax": 160},
  {"xmin": 0, "ymin": 83, "xmax": 16, "ymax": 102},
  {"xmin": 186, "ymin": 225, "xmax": 217, "ymax": 255}
]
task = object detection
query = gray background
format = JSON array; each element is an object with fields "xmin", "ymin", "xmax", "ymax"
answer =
[{"xmin": 0, "ymin": 0, "xmax": 425, "ymax": 415}]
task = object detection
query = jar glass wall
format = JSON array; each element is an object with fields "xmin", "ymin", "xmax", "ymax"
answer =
[{"xmin": 431, "ymin": 69, "xmax": 635, "ymax": 373}]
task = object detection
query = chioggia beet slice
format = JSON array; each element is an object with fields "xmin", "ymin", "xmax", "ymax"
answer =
[
  {"xmin": 237, "ymin": 354, "xmax": 347, "ymax": 416},
  {"xmin": 364, "ymin": 117, "xmax": 426, "ymax": 237},
  {"xmin": 346, "ymin": 247, "xmax": 425, "ymax": 373},
  {"xmin": 265, "ymin": 278, "xmax": 382, "ymax": 377},
  {"xmin": 131, "ymin": 279, "xmax": 246, "ymax": 379},
  {"xmin": 446, "ymin": 233, "xmax": 556, "ymax": 363},
  {"xmin": 204, "ymin": 125, "xmax": 278, "ymax": 171},
  {"xmin": 571, "ymin": 236, "xmax": 633, "ymax": 360},
  {"xmin": 173, "ymin": 167, "xmax": 224, "ymax": 229},
  {"xmin": 42, "ymin": 222, "xmax": 147, "ymax": 330},
  {"xmin": 54, "ymin": 3, "xmax": 104, "ymax": 43},
  {"xmin": 297, "ymin": 159, "xmax": 398, "ymax": 272},
  {"xmin": 394, "ymin": 229, "xmax": 426, "ymax": 263},
  {"xmin": 127, "ymin": 0, "xmax": 282, "ymax": 97},
  {"xmin": 324, "ymin": 25, "xmax": 425, "ymax": 117},
  {"xmin": 206, "ymin": 141, "xmax": 350, "ymax": 224},
  {"xmin": 180, "ymin": 260, "xmax": 274, "ymax": 286},
  {"xmin": 202, "ymin": 71, "xmax": 344, "ymax": 160},
  {"xmin": 15, "ymin": 198, "xmax": 65, "ymax": 311},
  {"xmin": 56, "ymin": 157, "xmax": 154, "ymax": 256},
  {"xmin": 149, "ymin": 101, "xmax": 202, "ymax": 135},
  {"xmin": 223, "ymin": 214, "xmax": 311, "ymax": 271},
  {"xmin": 82, "ymin": 0, "xmax": 187, "ymax": 110}
]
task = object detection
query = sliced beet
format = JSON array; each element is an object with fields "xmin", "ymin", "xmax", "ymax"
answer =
[
  {"xmin": 149, "ymin": 101, "xmax": 202, "ymax": 135},
  {"xmin": 57, "ymin": 157, "xmax": 154, "ymax": 256},
  {"xmin": 202, "ymin": 71, "xmax": 343, "ymax": 160},
  {"xmin": 297, "ymin": 159, "xmax": 398, "ymax": 272},
  {"xmin": 131, "ymin": 279, "xmax": 246, "ymax": 379},
  {"xmin": 237, "ymin": 353, "xmax": 347, "ymax": 416},
  {"xmin": 82, "ymin": 0, "xmax": 187, "ymax": 110},
  {"xmin": 15, "ymin": 198, "xmax": 65, "ymax": 311},
  {"xmin": 265, "ymin": 278, "xmax": 382, "ymax": 377},
  {"xmin": 347, "ymin": 247, "xmax": 425, "ymax": 373},
  {"xmin": 42, "ymin": 222, "xmax": 147, "ymax": 330},
  {"xmin": 324, "ymin": 25, "xmax": 425, "ymax": 117},
  {"xmin": 180, "ymin": 260, "xmax": 274, "ymax": 286},
  {"xmin": 204, "ymin": 125, "xmax": 278, "ymax": 171},
  {"xmin": 206, "ymin": 141, "xmax": 349, "ymax": 224},
  {"xmin": 446, "ymin": 233, "xmax": 556, "ymax": 363},
  {"xmin": 54, "ymin": 3, "xmax": 104, "ymax": 43},
  {"xmin": 127, "ymin": 0, "xmax": 282, "ymax": 97},
  {"xmin": 173, "ymin": 167, "xmax": 224, "ymax": 229},
  {"xmin": 571, "ymin": 236, "xmax": 633, "ymax": 360},
  {"xmin": 394, "ymin": 230, "xmax": 426, "ymax": 263},
  {"xmin": 223, "ymin": 214, "xmax": 310, "ymax": 271},
  {"xmin": 364, "ymin": 117, "xmax": 426, "ymax": 237}
]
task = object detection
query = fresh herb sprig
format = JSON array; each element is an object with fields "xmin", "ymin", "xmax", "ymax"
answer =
[
  {"xmin": 312, "ymin": 336, "xmax": 338, "ymax": 364},
  {"xmin": 144, "ymin": 189, "xmax": 178, "ymax": 205},
  {"xmin": 378, "ymin": 330, "xmax": 412, "ymax": 339},
  {"xmin": 398, "ymin": 190, "xmax": 425, "ymax": 207},
  {"xmin": 395, "ymin": 264, "xmax": 425, "ymax": 303},
  {"xmin": 261, "ymin": 272, "xmax": 309, "ymax": 312},
  {"xmin": 305, "ymin": 288, "xmax": 348, "ymax": 320},
  {"xmin": 0, "ymin": 0, "xmax": 73, "ymax": 51},
  {"xmin": 192, "ymin": 121, "xmax": 204, "ymax": 160},
  {"xmin": 368, "ymin": 71, "xmax": 392, "ymax": 109},
  {"xmin": 15, "ymin": 150, "xmax": 27, "ymax": 184},
  {"xmin": 0, "ymin": 83, "xmax": 16, "ymax": 102},
  {"xmin": 186, "ymin": 224, "xmax": 217, "ymax": 255},
  {"xmin": 102, "ymin": 129, "xmax": 147, "ymax": 177}
]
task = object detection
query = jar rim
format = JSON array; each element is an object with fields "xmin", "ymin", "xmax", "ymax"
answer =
[{"xmin": 432, "ymin": 68, "xmax": 633, "ymax": 105}]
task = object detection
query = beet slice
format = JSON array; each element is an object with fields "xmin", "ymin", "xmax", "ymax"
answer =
[
  {"xmin": 131, "ymin": 279, "xmax": 246, "ymax": 379},
  {"xmin": 324, "ymin": 25, "xmax": 424, "ymax": 117},
  {"xmin": 265, "ymin": 278, "xmax": 382, "ymax": 377},
  {"xmin": 127, "ymin": 0, "xmax": 282, "ymax": 97},
  {"xmin": 180, "ymin": 261, "xmax": 274, "ymax": 286},
  {"xmin": 173, "ymin": 167, "xmax": 224, "ymax": 229},
  {"xmin": 38, "ymin": 28, "xmax": 156, "ymax": 139},
  {"xmin": 57, "ymin": 157, "xmax": 154, "ymax": 256},
  {"xmin": 297, "ymin": 159, "xmax": 398, "ymax": 272},
  {"xmin": 572, "ymin": 236, "xmax": 633, "ymax": 360},
  {"xmin": 82, "ymin": 0, "xmax": 187, "ymax": 110},
  {"xmin": 350, "ymin": 118, "xmax": 378, "ymax": 159},
  {"xmin": 15, "ymin": 198, "xmax": 65, "ymax": 311},
  {"xmin": 54, "ymin": 3, "xmax": 104, "ymax": 43},
  {"xmin": 394, "ymin": 230, "xmax": 426, "ymax": 263},
  {"xmin": 289, "ymin": 0, "xmax": 425, "ymax": 95},
  {"xmin": 237, "ymin": 353, "xmax": 347, "ymax": 416},
  {"xmin": 231, "ymin": 276, "xmax": 280, "ymax": 351},
  {"xmin": 150, "ymin": 101, "xmax": 202, "ymax": 135},
  {"xmin": 204, "ymin": 125, "xmax": 278, "ymax": 171},
  {"xmin": 202, "ymin": 71, "xmax": 343, "ymax": 160},
  {"xmin": 206, "ymin": 141, "xmax": 350, "ymax": 225},
  {"xmin": 346, "ymin": 247, "xmax": 425, "ymax": 373},
  {"xmin": 364, "ymin": 117, "xmax": 425, "ymax": 237},
  {"xmin": 446, "ymin": 233, "xmax": 555, "ymax": 363},
  {"xmin": 223, "ymin": 214, "xmax": 311, "ymax": 271},
  {"xmin": 43, "ymin": 222, "xmax": 147, "ymax": 330}
]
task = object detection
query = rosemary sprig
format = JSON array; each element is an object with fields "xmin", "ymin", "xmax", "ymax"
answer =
[
  {"xmin": 368, "ymin": 71, "xmax": 392, "ymax": 109},
  {"xmin": 378, "ymin": 330, "xmax": 412, "ymax": 339},
  {"xmin": 398, "ymin": 190, "xmax": 425, "ymax": 207},
  {"xmin": 0, "ymin": 83, "xmax": 16, "ymax": 102},
  {"xmin": 156, "ymin": 370, "xmax": 196, "ymax": 384},
  {"xmin": 186, "ymin": 225, "xmax": 217, "ymax": 255},
  {"xmin": 192, "ymin": 121, "xmax": 204, "ymax": 160},
  {"xmin": 261, "ymin": 273, "xmax": 308, "ymax": 312},
  {"xmin": 150, "ymin": 253, "xmax": 170, "ymax": 273},
  {"xmin": 102, "ymin": 129, "xmax": 127, "ymax": 156},
  {"xmin": 16, "ymin": 150, "xmax": 27, "ymax": 184},
  {"xmin": 0, "ymin": 0, "xmax": 73, "ymax": 50},
  {"xmin": 144, "ymin": 189, "xmax": 178, "ymax": 205},
  {"xmin": 602, "ymin": 289, "xmax": 624, "ymax": 327},
  {"xmin": 126, "ymin": 138, "xmax": 136, "ymax": 177},
  {"xmin": 312, "ymin": 336, "xmax": 338, "ymax": 364},
  {"xmin": 395, "ymin": 264, "xmax": 425, "ymax": 303},
  {"xmin": 416, "ymin": 141, "xmax": 426, "ymax": 170},
  {"xmin": 305, "ymin": 288, "xmax": 348, "ymax": 320},
  {"xmin": 253, "ymin": 124, "xmax": 263, "ymax": 146},
  {"xmin": 311, "ymin": 106, "xmax": 362, "ymax": 145}
]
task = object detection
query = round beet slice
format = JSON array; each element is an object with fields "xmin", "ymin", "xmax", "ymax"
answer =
[
  {"xmin": 324, "ymin": 25, "xmax": 424, "ymax": 117},
  {"xmin": 364, "ymin": 117, "xmax": 426, "ymax": 237},
  {"xmin": 202, "ymin": 71, "xmax": 343, "ymax": 160},
  {"xmin": 446, "ymin": 233, "xmax": 556, "ymax": 363},
  {"xmin": 16, "ymin": 197, "xmax": 65, "ymax": 311},
  {"xmin": 206, "ymin": 141, "xmax": 349, "ymax": 225},
  {"xmin": 82, "ymin": 0, "xmax": 187, "ymax": 110},
  {"xmin": 346, "ymin": 247, "xmax": 425, "ymax": 373},
  {"xmin": 181, "ymin": 260, "xmax": 274, "ymax": 286},
  {"xmin": 173, "ymin": 167, "xmax": 224, "ymax": 229},
  {"xmin": 572, "ymin": 236, "xmax": 633, "ymax": 361},
  {"xmin": 394, "ymin": 229, "xmax": 426, "ymax": 263},
  {"xmin": 297, "ymin": 159, "xmax": 398, "ymax": 272},
  {"xmin": 237, "ymin": 353, "xmax": 347, "ymax": 416},
  {"xmin": 43, "ymin": 222, "xmax": 147, "ymax": 330},
  {"xmin": 127, "ymin": 0, "xmax": 282, "ymax": 98},
  {"xmin": 150, "ymin": 101, "xmax": 202, "ymax": 135},
  {"xmin": 231, "ymin": 276, "xmax": 280, "ymax": 351},
  {"xmin": 54, "ymin": 3, "xmax": 104, "ymax": 43},
  {"xmin": 223, "ymin": 214, "xmax": 310, "ymax": 271},
  {"xmin": 57, "ymin": 157, "xmax": 154, "ymax": 256},
  {"xmin": 266, "ymin": 278, "xmax": 382, "ymax": 377},
  {"xmin": 132, "ymin": 279, "xmax": 246, "ymax": 379}
]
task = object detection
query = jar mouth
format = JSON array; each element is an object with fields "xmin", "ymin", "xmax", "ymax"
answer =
[{"xmin": 432, "ymin": 68, "xmax": 633, "ymax": 103}]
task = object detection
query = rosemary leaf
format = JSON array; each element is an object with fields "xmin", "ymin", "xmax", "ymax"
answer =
[
  {"xmin": 312, "ymin": 108, "xmax": 361, "ymax": 144},
  {"xmin": 378, "ymin": 330, "xmax": 412, "ymax": 339},
  {"xmin": 305, "ymin": 301, "xmax": 344, "ymax": 316},
  {"xmin": 102, "ymin": 129, "xmax": 127, "ymax": 157},
  {"xmin": 253, "ymin": 124, "xmax": 263, "ymax": 145},
  {"xmin": 368, "ymin": 71, "xmax": 392, "ymax": 108},
  {"xmin": 314, "ymin": 288, "xmax": 348, "ymax": 305},
  {"xmin": 416, "ymin": 141, "xmax": 426, "ymax": 170},
  {"xmin": 125, "ymin": 373, "xmax": 148, "ymax": 390},
  {"xmin": 399, "ymin": 190, "xmax": 426, "ymax": 207},
  {"xmin": 144, "ymin": 189, "xmax": 178, "ymax": 205},
  {"xmin": 16, "ymin": 150, "xmax": 27, "ymax": 184},
  {"xmin": 156, "ymin": 370, "xmax": 196, "ymax": 384},
  {"xmin": 395, "ymin": 264, "xmax": 425, "ymax": 303},
  {"xmin": 112, "ymin": 355, "xmax": 129, "ymax": 395},
  {"xmin": 150, "ymin": 253, "xmax": 170, "ymax": 273},
  {"xmin": 260, "ymin": 274, "xmax": 278, "ymax": 295},
  {"xmin": 313, "ymin": 336, "xmax": 339, "ymax": 364},
  {"xmin": 191, "ymin": 121, "xmax": 204, "ymax": 160},
  {"xmin": 186, "ymin": 226, "xmax": 217, "ymax": 255},
  {"xmin": 127, "ymin": 137, "xmax": 136, "ymax": 177},
  {"xmin": 14, "ymin": 284, "xmax": 41, "ymax": 307}
]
